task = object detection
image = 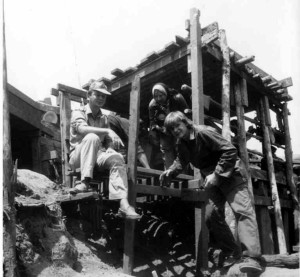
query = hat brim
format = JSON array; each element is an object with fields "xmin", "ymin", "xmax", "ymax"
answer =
[{"xmin": 91, "ymin": 88, "xmax": 111, "ymax": 95}]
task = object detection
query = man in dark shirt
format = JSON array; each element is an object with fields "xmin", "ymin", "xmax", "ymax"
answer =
[{"xmin": 160, "ymin": 111, "xmax": 262, "ymax": 274}]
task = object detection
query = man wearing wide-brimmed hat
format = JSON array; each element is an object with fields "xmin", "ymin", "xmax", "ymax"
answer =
[{"xmin": 69, "ymin": 80, "xmax": 140, "ymax": 219}]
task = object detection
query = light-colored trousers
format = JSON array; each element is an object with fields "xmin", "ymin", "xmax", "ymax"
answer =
[{"xmin": 69, "ymin": 133, "xmax": 128, "ymax": 200}]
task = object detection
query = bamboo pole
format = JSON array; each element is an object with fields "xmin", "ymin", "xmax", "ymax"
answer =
[
  {"xmin": 282, "ymin": 102, "xmax": 299, "ymax": 248},
  {"xmin": 3, "ymin": 0, "xmax": 17, "ymax": 274},
  {"xmin": 259, "ymin": 96, "xmax": 287, "ymax": 254},
  {"xmin": 234, "ymin": 78, "xmax": 255, "ymax": 203},
  {"xmin": 189, "ymin": 7, "xmax": 208, "ymax": 275},
  {"xmin": 123, "ymin": 75, "xmax": 140, "ymax": 274}
]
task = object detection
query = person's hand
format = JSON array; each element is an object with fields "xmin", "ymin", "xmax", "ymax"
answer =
[
  {"xmin": 159, "ymin": 169, "xmax": 173, "ymax": 187},
  {"xmin": 107, "ymin": 130, "xmax": 124, "ymax": 150},
  {"xmin": 160, "ymin": 126, "xmax": 167, "ymax": 134},
  {"xmin": 203, "ymin": 173, "xmax": 220, "ymax": 190}
]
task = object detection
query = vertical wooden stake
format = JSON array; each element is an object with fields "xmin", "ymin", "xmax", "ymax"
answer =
[
  {"xmin": 123, "ymin": 75, "xmax": 141, "ymax": 274},
  {"xmin": 3, "ymin": 1, "xmax": 17, "ymax": 273},
  {"xmin": 59, "ymin": 91, "xmax": 72, "ymax": 187},
  {"xmin": 189, "ymin": 7, "xmax": 208, "ymax": 275},
  {"xmin": 234, "ymin": 78, "xmax": 255, "ymax": 203},
  {"xmin": 259, "ymin": 97, "xmax": 287, "ymax": 254},
  {"xmin": 282, "ymin": 102, "xmax": 299, "ymax": 248},
  {"xmin": 190, "ymin": 8, "xmax": 204, "ymax": 125},
  {"xmin": 219, "ymin": 29, "xmax": 231, "ymax": 141}
]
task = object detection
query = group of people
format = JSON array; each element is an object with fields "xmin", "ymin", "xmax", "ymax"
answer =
[{"xmin": 68, "ymin": 80, "xmax": 262, "ymax": 274}]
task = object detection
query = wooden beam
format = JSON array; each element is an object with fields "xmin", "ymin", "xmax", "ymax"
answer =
[
  {"xmin": 175, "ymin": 35, "xmax": 189, "ymax": 47},
  {"xmin": 57, "ymin": 83, "xmax": 88, "ymax": 99},
  {"xmin": 190, "ymin": 8, "xmax": 208, "ymax": 275},
  {"xmin": 3, "ymin": 27, "xmax": 17, "ymax": 275},
  {"xmin": 219, "ymin": 29, "xmax": 231, "ymax": 141},
  {"xmin": 165, "ymin": 41, "xmax": 180, "ymax": 52},
  {"xmin": 279, "ymin": 77, "xmax": 293, "ymax": 88},
  {"xmin": 235, "ymin": 55, "xmax": 255, "ymax": 67},
  {"xmin": 123, "ymin": 75, "xmax": 141, "ymax": 275},
  {"xmin": 111, "ymin": 68, "xmax": 125, "ymax": 78},
  {"xmin": 282, "ymin": 103, "xmax": 299, "ymax": 249},
  {"xmin": 201, "ymin": 21, "xmax": 219, "ymax": 46},
  {"xmin": 59, "ymin": 91, "xmax": 72, "ymax": 188},
  {"xmin": 234, "ymin": 78, "xmax": 254, "ymax": 203},
  {"xmin": 259, "ymin": 97, "xmax": 287, "ymax": 253}
]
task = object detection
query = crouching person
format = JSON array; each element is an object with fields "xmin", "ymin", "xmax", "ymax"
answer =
[
  {"xmin": 159, "ymin": 111, "xmax": 262, "ymax": 274},
  {"xmin": 69, "ymin": 80, "xmax": 140, "ymax": 220}
]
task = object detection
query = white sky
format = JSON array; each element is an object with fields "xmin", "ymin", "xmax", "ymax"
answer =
[{"xmin": 4, "ymin": 0, "xmax": 300, "ymax": 154}]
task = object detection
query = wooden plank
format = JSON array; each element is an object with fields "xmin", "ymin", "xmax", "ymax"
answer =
[
  {"xmin": 59, "ymin": 91, "xmax": 72, "ymax": 188},
  {"xmin": 282, "ymin": 103, "xmax": 299, "ymax": 249},
  {"xmin": 256, "ymin": 181, "xmax": 275, "ymax": 254},
  {"xmin": 175, "ymin": 35, "xmax": 189, "ymax": 47},
  {"xmin": 123, "ymin": 75, "xmax": 140, "ymax": 275},
  {"xmin": 234, "ymin": 78, "xmax": 254, "ymax": 202},
  {"xmin": 190, "ymin": 8, "xmax": 208, "ymax": 275},
  {"xmin": 111, "ymin": 68, "xmax": 125, "ymax": 78},
  {"xmin": 123, "ymin": 67, "xmax": 137, "ymax": 75},
  {"xmin": 259, "ymin": 97, "xmax": 287, "ymax": 253},
  {"xmin": 8, "ymin": 93, "xmax": 54, "ymax": 137},
  {"xmin": 57, "ymin": 83, "xmax": 88, "ymax": 99},
  {"xmin": 201, "ymin": 21, "xmax": 219, "ymax": 46},
  {"xmin": 57, "ymin": 191, "xmax": 99, "ymax": 203},
  {"xmin": 31, "ymin": 134, "xmax": 41, "ymax": 173},
  {"xmin": 135, "ymin": 184, "xmax": 206, "ymax": 201},
  {"xmin": 250, "ymin": 167, "xmax": 287, "ymax": 185},
  {"xmin": 279, "ymin": 77, "xmax": 293, "ymax": 88},
  {"xmin": 234, "ymin": 55, "xmax": 255, "ymax": 67},
  {"xmin": 136, "ymin": 166, "xmax": 193, "ymax": 181},
  {"xmin": 165, "ymin": 41, "xmax": 180, "ymax": 52},
  {"xmin": 254, "ymin": 196, "xmax": 292, "ymax": 209},
  {"xmin": 3, "ymin": 37, "xmax": 17, "ymax": 275}
]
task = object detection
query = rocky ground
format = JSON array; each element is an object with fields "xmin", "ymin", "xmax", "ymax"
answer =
[{"xmin": 13, "ymin": 169, "xmax": 299, "ymax": 277}]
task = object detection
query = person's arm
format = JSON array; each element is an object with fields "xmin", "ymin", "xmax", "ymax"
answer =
[
  {"xmin": 200, "ymin": 127, "xmax": 238, "ymax": 189},
  {"xmin": 173, "ymin": 93, "xmax": 189, "ymax": 112},
  {"xmin": 77, "ymin": 125, "xmax": 124, "ymax": 149},
  {"xmin": 137, "ymin": 152, "xmax": 150, "ymax": 168},
  {"xmin": 148, "ymin": 100, "xmax": 161, "ymax": 131}
]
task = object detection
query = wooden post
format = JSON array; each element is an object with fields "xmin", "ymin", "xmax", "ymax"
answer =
[
  {"xmin": 219, "ymin": 29, "xmax": 239, "ymax": 241},
  {"xmin": 59, "ymin": 91, "xmax": 72, "ymax": 187},
  {"xmin": 259, "ymin": 96, "xmax": 287, "ymax": 253},
  {"xmin": 282, "ymin": 102, "xmax": 299, "ymax": 248},
  {"xmin": 123, "ymin": 75, "xmax": 141, "ymax": 274},
  {"xmin": 256, "ymin": 182, "xmax": 274, "ymax": 254},
  {"xmin": 234, "ymin": 78, "xmax": 255, "ymax": 202},
  {"xmin": 219, "ymin": 29, "xmax": 231, "ymax": 141},
  {"xmin": 3, "ymin": 4, "xmax": 17, "ymax": 274},
  {"xmin": 190, "ymin": 8, "xmax": 204, "ymax": 125},
  {"xmin": 190, "ymin": 7, "xmax": 208, "ymax": 275}
]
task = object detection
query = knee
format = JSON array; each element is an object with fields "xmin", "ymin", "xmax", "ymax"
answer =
[{"xmin": 83, "ymin": 133, "xmax": 101, "ymax": 144}]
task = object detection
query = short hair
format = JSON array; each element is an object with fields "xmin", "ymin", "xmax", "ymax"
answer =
[{"xmin": 164, "ymin": 111, "xmax": 193, "ymax": 132}]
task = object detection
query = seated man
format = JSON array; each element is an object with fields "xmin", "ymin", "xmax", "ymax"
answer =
[{"xmin": 68, "ymin": 80, "xmax": 140, "ymax": 219}]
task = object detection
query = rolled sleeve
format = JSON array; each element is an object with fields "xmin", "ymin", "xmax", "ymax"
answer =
[{"xmin": 71, "ymin": 110, "xmax": 88, "ymax": 133}]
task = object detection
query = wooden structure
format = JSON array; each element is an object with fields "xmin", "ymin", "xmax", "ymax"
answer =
[
  {"xmin": 50, "ymin": 7, "xmax": 298, "ymax": 275},
  {"xmin": 7, "ymin": 84, "xmax": 61, "ymax": 181}
]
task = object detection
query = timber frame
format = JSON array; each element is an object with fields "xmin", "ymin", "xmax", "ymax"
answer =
[{"xmin": 51, "ymin": 7, "xmax": 298, "ymax": 275}]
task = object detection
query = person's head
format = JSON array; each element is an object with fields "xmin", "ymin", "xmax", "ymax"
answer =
[
  {"xmin": 87, "ymin": 81, "xmax": 111, "ymax": 109},
  {"xmin": 164, "ymin": 111, "xmax": 193, "ymax": 139},
  {"xmin": 152, "ymin": 83, "xmax": 168, "ymax": 105}
]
